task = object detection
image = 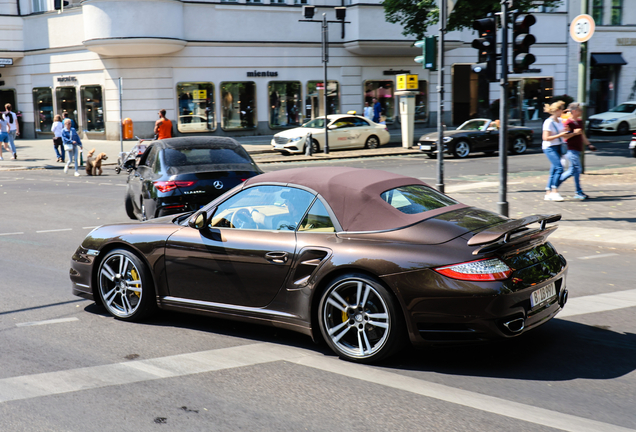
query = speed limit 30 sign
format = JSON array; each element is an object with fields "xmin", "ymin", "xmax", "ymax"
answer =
[{"xmin": 570, "ymin": 14, "xmax": 595, "ymax": 43}]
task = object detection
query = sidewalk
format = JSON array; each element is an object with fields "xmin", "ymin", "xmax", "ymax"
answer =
[{"xmin": 2, "ymin": 133, "xmax": 635, "ymax": 249}]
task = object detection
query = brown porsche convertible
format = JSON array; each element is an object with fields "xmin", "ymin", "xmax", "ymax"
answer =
[{"xmin": 70, "ymin": 167, "xmax": 568, "ymax": 363}]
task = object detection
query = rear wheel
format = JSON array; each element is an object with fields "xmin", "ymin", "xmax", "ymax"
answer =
[
  {"xmin": 125, "ymin": 195, "xmax": 136, "ymax": 220},
  {"xmin": 365, "ymin": 135, "xmax": 380, "ymax": 149},
  {"xmin": 97, "ymin": 249, "xmax": 156, "ymax": 321},
  {"xmin": 452, "ymin": 140, "xmax": 471, "ymax": 158},
  {"xmin": 631, "ymin": 148, "xmax": 636, "ymax": 158},
  {"xmin": 511, "ymin": 136, "xmax": 528, "ymax": 155},
  {"xmin": 617, "ymin": 122, "xmax": 630, "ymax": 135},
  {"xmin": 318, "ymin": 274, "xmax": 405, "ymax": 363}
]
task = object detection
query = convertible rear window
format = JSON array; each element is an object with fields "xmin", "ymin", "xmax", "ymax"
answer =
[
  {"xmin": 381, "ymin": 185, "xmax": 457, "ymax": 214},
  {"xmin": 163, "ymin": 147, "xmax": 251, "ymax": 167}
]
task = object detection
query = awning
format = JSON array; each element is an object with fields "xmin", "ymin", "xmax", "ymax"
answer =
[{"xmin": 591, "ymin": 53, "xmax": 627, "ymax": 66}]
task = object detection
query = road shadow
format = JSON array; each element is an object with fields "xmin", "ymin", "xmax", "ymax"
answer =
[{"xmin": 384, "ymin": 319, "xmax": 636, "ymax": 382}]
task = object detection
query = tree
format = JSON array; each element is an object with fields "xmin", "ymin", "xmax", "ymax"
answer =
[{"xmin": 383, "ymin": 0, "xmax": 562, "ymax": 40}]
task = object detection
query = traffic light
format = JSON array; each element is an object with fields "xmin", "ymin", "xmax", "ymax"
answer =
[
  {"xmin": 54, "ymin": 0, "xmax": 69, "ymax": 9},
  {"xmin": 513, "ymin": 14, "xmax": 536, "ymax": 73},
  {"xmin": 414, "ymin": 37, "xmax": 437, "ymax": 70},
  {"xmin": 471, "ymin": 17, "xmax": 497, "ymax": 82}
]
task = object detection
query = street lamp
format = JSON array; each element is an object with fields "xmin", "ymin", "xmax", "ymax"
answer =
[{"xmin": 300, "ymin": 6, "xmax": 348, "ymax": 154}]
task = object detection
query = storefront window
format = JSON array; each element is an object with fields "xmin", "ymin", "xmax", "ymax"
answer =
[
  {"xmin": 305, "ymin": 81, "xmax": 340, "ymax": 120},
  {"xmin": 521, "ymin": 77, "xmax": 553, "ymax": 121},
  {"xmin": 415, "ymin": 80, "xmax": 428, "ymax": 122},
  {"xmin": 268, "ymin": 81, "xmax": 302, "ymax": 128},
  {"xmin": 177, "ymin": 82, "xmax": 216, "ymax": 133},
  {"xmin": 56, "ymin": 87, "xmax": 78, "ymax": 128},
  {"xmin": 220, "ymin": 82, "xmax": 256, "ymax": 131},
  {"xmin": 33, "ymin": 87, "xmax": 53, "ymax": 133},
  {"xmin": 364, "ymin": 80, "xmax": 395, "ymax": 122},
  {"xmin": 80, "ymin": 86, "xmax": 104, "ymax": 133}
]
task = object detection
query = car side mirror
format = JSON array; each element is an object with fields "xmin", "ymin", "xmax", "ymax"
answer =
[
  {"xmin": 328, "ymin": 125, "xmax": 336, "ymax": 130},
  {"xmin": 188, "ymin": 211, "xmax": 208, "ymax": 230}
]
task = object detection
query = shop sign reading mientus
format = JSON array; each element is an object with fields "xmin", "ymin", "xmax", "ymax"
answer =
[
  {"xmin": 246, "ymin": 70, "xmax": 278, "ymax": 77},
  {"xmin": 57, "ymin": 76, "xmax": 78, "ymax": 83}
]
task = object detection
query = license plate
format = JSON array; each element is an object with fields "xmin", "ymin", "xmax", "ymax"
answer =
[
  {"xmin": 420, "ymin": 145, "xmax": 432, "ymax": 151},
  {"xmin": 530, "ymin": 282, "xmax": 556, "ymax": 308},
  {"xmin": 274, "ymin": 145, "xmax": 285, "ymax": 149}
]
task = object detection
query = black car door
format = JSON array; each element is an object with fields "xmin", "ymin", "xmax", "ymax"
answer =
[
  {"xmin": 127, "ymin": 145, "xmax": 158, "ymax": 215},
  {"xmin": 163, "ymin": 185, "xmax": 315, "ymax": 308}
]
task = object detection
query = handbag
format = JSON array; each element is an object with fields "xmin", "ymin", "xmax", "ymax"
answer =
[{"xmin": 64, "ymin": 143, "xmax": 73, "ymax": 152}]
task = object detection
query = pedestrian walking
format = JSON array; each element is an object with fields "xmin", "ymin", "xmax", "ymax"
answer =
[
  {"xmin": 4, "ymin": 103, "xmax": 20, "ymax": 160},
  {"xmin": 0, "ymin": 112, "xmax": 9, "ymax": 161},
  {"xmin": 62, "ymin": 112, "xmax": 77, "ymax": 129},
  {"xmin": 154, "ymin": 109, "xmax": 173, "ymax": 140},
  {"xmin": 372, "ymin": 98, "xmax": 382, "ymax": 123},
  {"xmin": 62, "ymin": 118, "xmax": 83, "ymax": 176},
  {"xmin": 542, "ymin": 101, "xmax": 571, "ymax": 201},
  {"xmin": 51, "ymin": 114, "xmax": 65, "ymax": 163},
  {"xmin": 363, "ymin": 101, "xmax": 373, "ymax": 120},
  {"xmin": 559, "ymin": 102, "xmax": 597, "ymax": 200}
]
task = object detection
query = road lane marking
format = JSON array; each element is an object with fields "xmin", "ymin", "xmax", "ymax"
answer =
[
  {"xmin": 35, "ymin": 228, "xmax": 72, "ymax": 233},
  {"xmin": 0, "ymin": 342, "xmax": 630, "ymax": 432},
  {"xmin": 294, "ymin": 355, "xmax": 635, "ymax": 432},
  {"xmin": 16, "ymin": 317, "xmax": 79, "ymax": 327},
  {"xmin": 577, "ymin": 253, "xmax": 619, "ymax": 260},
  {"xmin": 0, "ymin": 232, "xmax": 24, "ymax": 236},
  {"xmin": 82, "ymin": 226, "xmax": 99, "ymax": 230},
  {"xmin": 558, "ymin": 289, "xmax": 636, "ymax": 318},
  {"xmin": 445, "ymin": 181, "xmax": 523, "ymax": 193}
]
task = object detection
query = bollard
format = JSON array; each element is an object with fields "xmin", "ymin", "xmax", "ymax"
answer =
[{"xmin": 305, "ymin": 132, "xmax": 313, "ymax": 156}]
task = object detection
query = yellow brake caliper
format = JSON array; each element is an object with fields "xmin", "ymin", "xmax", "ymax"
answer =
[{"xmin": 129, "ymin": 268, "xmax": 141, "ymax": 297}]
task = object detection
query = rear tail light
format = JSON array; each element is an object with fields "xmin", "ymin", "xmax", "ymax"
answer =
[
  {"xmin": 434, "ymin": 258, "xmax": 512, "ymax": 281},
  {"xmin": 154, "ymin": 180, "xmax": 197, "ymax": 193},
  {"xmin": 163, "ymin": 204, "xmax": 186, "ymax": 210}
]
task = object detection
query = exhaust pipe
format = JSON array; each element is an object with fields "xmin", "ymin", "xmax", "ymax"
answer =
[
  {"xmin": 503, "ymin": 317, "xmax": 525, "ymax": 333},
  {"xmin": 559, "ymin": 289, "xmax": 569, "ymax": 308}
]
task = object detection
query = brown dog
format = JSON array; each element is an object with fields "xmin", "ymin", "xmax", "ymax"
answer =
[{"xmin": 85, "ymin": 148, "xmax": 108, "ymax": 176}]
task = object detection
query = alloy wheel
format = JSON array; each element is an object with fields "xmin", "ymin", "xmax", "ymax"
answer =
[
  {"xmin": 98, "ymin": 250, "xmax": 146, "ymax": 319},
  {"xmin": 512, "ymin": 137, "xmax": 527, "ymax": 154},
  {"xmin": 453, "ymin": 141, "xmax": 470, "ymax": 158},
  {"xmin": 366, "ymin": 136, "xmax": 380, "ymax": 149}
]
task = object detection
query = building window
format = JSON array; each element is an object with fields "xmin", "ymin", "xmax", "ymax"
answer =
[
  {"xmin": 32, "ymin": 0, "xmax": 48, "ymax": 12},
  {"xmin": 177, "ymin": 82, "xmax": 216, "ymax": 133},
  {"xmin": 33, "ymin": 87, "xmax": 53, "ymax": 133},
  {"xmin": 305, "ymin": 81, "xmax": 340, "ymax": 120},
  {"xmin": 80, "ymin": 86, "xmax": 104, "ymax": 133},
  {"xmin": 220, "ymin": 82, "xmax": 256, "ymax": 131},
  {"xmin": 56, "ymin": 87, "xmax": 79, "ymax": 129},
  {"xmin": 268, "ymin": 81, "xmax": 302, "ymax": 128},
  {"xmin": 364, "ymin": 80, "xmax": 395, "ymax": 123},
  {"xmin": 612, "ymin": 0, "xmax": 622, "ymax": 25},
  {"xmin": 246, "ymin": 0, "xmax": 262, "ymax": 3},
  {"xmin": 415, "ymin": 80, "xmax": 428, "ymax": 122},
  {"xmin": 294, "ymin": 0, "xmax": 308, "ymax": 4},
  {"xmin": 592, "ymin": 0, "xmax": 603, "ymax": 25}
]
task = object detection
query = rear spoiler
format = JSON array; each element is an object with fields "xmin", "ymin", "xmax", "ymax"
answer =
[{"xmin": 467, "ymin": 214, "xmax": 561, "ymax": 255}]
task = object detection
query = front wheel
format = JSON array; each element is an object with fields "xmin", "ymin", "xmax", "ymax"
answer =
[
  {"xmin": 365, "ymin": 135, "xmax": 380, "ymax": 149},
  {"xmin": 97, "ymin": 249, "xmax": 156, "ymax": 321},
  {"xmin": 452, "ymin": 140, "xmax": 471, "ymax": 158},
  {"xmin": 631, "ymin": 147, "xmax": 636, "ymax": 158},
  {"xmin": 125, "ymin": 195, "xmax": 136, "ymax": 220},
  {"xmin": 510, "ymin": 136, "xmax": 528, "ymax": 155},
  {"xmin": 617, "ymin": 122, "xmax": 630, "ymax": 135},
  {"xmin": 318, "ymin": 274, "xmax": 405, "ymax": 363},
  {"xmin": 307, "ymin": 139, "xmax": 320, "ymax": 154}
]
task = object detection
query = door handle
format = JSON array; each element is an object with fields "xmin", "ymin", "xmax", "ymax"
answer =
[{"xmin": 265, "ymin": 251, "xmax": 288, "ymax": 264}]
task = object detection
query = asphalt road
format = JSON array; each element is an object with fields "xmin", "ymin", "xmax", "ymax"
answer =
[{"xmin": 0, "ymin": 162, "xmax": 634, "ymax": 431}]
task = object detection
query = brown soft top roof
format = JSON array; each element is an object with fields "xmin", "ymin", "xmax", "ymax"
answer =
[{"xmin": 243, "ymin": 167, "xmax": 463, "ymax": 232}]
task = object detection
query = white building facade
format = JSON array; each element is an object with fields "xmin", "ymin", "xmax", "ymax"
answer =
[{"xmin": 1, "ymin": 0, "xmax": 569, "ymax": 140}]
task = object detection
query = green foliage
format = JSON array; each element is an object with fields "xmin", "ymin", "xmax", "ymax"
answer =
[{"xmin": 382, "ymin": 0, "xmax": 562, "ymax": 40}]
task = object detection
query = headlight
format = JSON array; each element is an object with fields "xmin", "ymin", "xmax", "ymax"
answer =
[
  {"xmin": 602, "ymin": 118, "xmax": 618, "ymax": 124},
  {"xmin": 290, "ymin": 136, "xmax": 303, "ymax": 142},
  {"xmin": 443, "ymin": 136, "xmax": 453, "ymax": 143}
]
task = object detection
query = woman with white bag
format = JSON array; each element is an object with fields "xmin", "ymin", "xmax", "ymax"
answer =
[{"xmin": 61, "ymin": 118, "xmax": 83, "ymax": 176}]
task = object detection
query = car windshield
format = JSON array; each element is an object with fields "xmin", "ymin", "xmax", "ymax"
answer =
[
  {"xmin": 380, "ymin": 185, "xmax": 458, "ymax": 215},
  {"xmin": 302, "ymin": 118, "xmax": 326, "ymax": 128},
  {"xmin": 457, "ymin": 120, "xmax": 489, "ymax": 131},
  {"xmin": 163, "ymin": 147, "xmax": 251, "ymax": 166},
  {"xmin": 608, "ymin": 104, "xmax": 636, "ymax": 113}
]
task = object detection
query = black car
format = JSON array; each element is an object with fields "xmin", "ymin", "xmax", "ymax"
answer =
[
  {"xmin": 125, "ymin": 137, "xmax": 262, "ymax": 220},
  {"xmin": 418, "ymin": 118, "xmax": 534, "ymax": 158}
]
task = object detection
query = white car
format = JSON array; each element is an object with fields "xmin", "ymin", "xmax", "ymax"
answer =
[
  {"xmin": 271, "ymin": 114, "xmax": 390, "ymax": 154},
  {"xmin": 587, "ymin": 101, "xmax": 636, "ymax": 135}
]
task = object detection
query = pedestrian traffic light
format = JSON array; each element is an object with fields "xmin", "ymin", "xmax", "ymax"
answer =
[
  {"xmin": 54, "ymin": 0, "xmax": 69, "ymax": 9},
  {"xmin": 414, "ymin": 37, "xmax": 437, "ymax": 70},
  {"xmin": 471, "ymin": 17, "xmax": 497, "ymax": 82},
  {"xmin": 513, "ymin": 14, "xmax": 536, "ymax": 73}
]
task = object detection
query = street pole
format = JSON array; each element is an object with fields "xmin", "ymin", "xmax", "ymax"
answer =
[
  {"xmin": 578, "ymin": 0, "xmax": 589, "ymax": 173},
  {"xmin": 498, "ymin": 0, "xmax": 509, "ymax": 217},
  {"xmin": 322, "ymin": 13, "xmax": 330, "ymax": 154},
  {"xmin": 436, "ymin": 0, "xmax": 446, "ymax": 194},
  {"xmin": 119, "ymin": 77, "xmax": 123, "ymax": 154}
]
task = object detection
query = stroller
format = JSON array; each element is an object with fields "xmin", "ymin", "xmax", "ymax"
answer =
[{"xmin": 114, "ymin": 138, "xmax": 151, "ymax": 174}]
